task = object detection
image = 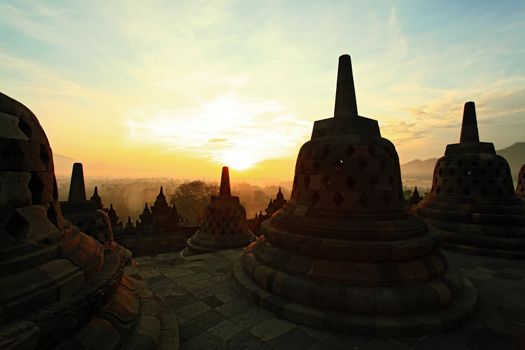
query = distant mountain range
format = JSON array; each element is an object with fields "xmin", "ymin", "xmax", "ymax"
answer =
[{"xmin": 401, "ymin": 142, "xmax": 525, "ymax": 183}]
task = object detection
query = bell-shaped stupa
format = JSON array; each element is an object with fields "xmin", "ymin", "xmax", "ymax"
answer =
[
  {"xmin": 517, "ymin": 164, "xmax": 525, "ymax": 200},
  {"xmin": 417, "ymin": 102, "xmax": 525, "ymax": 258},
  {"xmin": 233, "ymin": 55, "xmax": 476, "ymax": 336},
  {"xmin": 0, "ymin": 92, "xmax": 178, "ymax": 349},
  {"xmin": 184, "ymin": 166, "xmax": 255, "ymax": 255}
]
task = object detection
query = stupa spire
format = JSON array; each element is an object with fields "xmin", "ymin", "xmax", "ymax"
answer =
[
  {"xmin": 334, "ymin": 54, "xmax": 358, "ymax": 118},
  {"xmin": 219, "ymin": 166, "xmax": 231, "ymax": 196},
  {"xmin": 68, "ymin": 162, "xmax": 86, "ymax": 201},
  {"xmin": 459, "ymin": 101, "xmax": 479, "ymax": 143}
]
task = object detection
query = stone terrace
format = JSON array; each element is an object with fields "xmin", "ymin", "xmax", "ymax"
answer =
[{"xmin": 135, "ymin": 249, "xmax": 525, "ymax": 350}]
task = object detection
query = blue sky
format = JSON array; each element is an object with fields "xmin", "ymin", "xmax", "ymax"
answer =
[{"xmin": 1, "ymin": 0, "xmax": 524, "ymax": 178}]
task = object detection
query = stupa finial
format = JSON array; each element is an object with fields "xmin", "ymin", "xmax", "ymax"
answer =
[
  {"xmin": 68, "ymin": 162, "xmax": 86, "ymax": 201},
  {"xmin": 459, "ymin": 101, "xmax": 479, "ymax": 143},
  {"xmin": 219, "ymin": 166, "xmax": 231, "ymax": 196},
  {"xmin": 334, "ymin": 54, "xmax": 358, "ymax": 118}
]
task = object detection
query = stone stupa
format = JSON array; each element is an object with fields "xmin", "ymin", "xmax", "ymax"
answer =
[
  {"xmin": 60, "ymin": 163, "xmax": 113, "ymax": 244},
  {"xmin": 416, "ymin": 102, "xmax": 525, "ymax": 259},
  {"xmin": 0, "ymin": 92, "xmax": 178, "ymax": 349},
  {"xmin": 233, "ymin": 54, "xmax": 476, "ymax": 336},
  {"xmin": 184, "ymin": 166, "xmax": 255, "ymax": 255}
]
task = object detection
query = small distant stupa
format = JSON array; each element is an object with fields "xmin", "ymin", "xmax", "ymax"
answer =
[
  {"xmin": 416, "ymin": 102, "xmax": 525, "ymax": 259},
  {"xmin": 184, "ymin": 166, "xmax": 255, "ymax": 255},
  {"xmin": 233, "ymin": 54, "xmax": 476, "ymax": 336}
]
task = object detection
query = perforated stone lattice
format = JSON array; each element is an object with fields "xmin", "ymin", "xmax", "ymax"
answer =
[
  {"xmin": 200, "ymin": 205, "xmax": 249, "ymax": 236},
  {"xmin": 291, "ymin": 142, "xmax": 403, "ymax": 211},
  {"xmin": 431, "ymin": 155, "xmax": 515, "ymax": 198}
]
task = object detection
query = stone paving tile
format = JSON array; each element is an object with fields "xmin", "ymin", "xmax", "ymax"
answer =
[
  {"xmin": 201, "ymin": 295, "xmax": 225, "ymax": 308},
  {"xmin": 164, "ymin": 293, "xmax": 199, "ymax": 312},
  {"xmin": 308, "ymin": 333, "xmax": 371, "ymax": 350},
  {"xmin": 464, "ymin": 266, "xmax": 495, "ymax": 281},
  {"xmin": 466, "ymin": 328, "xmax": 515, "ymax": 350},
  {"xmin": 357, "ymin": 338, "xmax": 410, "ymax": 350},
  {"xmin": 215, "ymin": 299, "xmax": 254, "ymax": 318},
  {"xmin": 183, "ymin": 330, "xmax": 222, "ymax": 350},
  {"xmin": 229, "ymin": 307, "xmax": 274, "ymax": 330},
  {"xmin": 164, "ymin": 268, "xmax": 195, "ymax": 280},
  {"xmin": 209, "ymin": 319, "xmax": 244, "ymax": 342},
  {"xmin": 136, "ymin": 248, "xmax": 524, "ymax": 350},
  {"xmin": 196, "ymin": 309, "xmax": 227, "ymax": 330},
  {"xmin": 413, "ymin": 333, "xmax": 468, "ymax": 350},
  {"xmin": 223, "ymin": 330, "xmax": 273, "ymax": 350},
  {"xmin": 249, "ymin": 318, "xmax": 297, "ymax": 341},
  {"xmin": 268, "ymin": 327, "xmax": 320, "ymax": 350},
  {"xmin": 177, "ymin": 301, "xmax": 212, "ymax": 321}
]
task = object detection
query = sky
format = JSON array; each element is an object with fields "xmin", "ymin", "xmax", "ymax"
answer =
[{"xmin": 1, "ymin": 0, "xmax": 524, "ymax": 182}]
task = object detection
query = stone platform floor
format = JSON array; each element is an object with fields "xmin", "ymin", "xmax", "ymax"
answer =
[{"xmin": 135, "ymin": 249, "xmax": 525, "ymax": 350}]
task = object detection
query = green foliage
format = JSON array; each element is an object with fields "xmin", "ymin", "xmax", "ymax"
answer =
[{"xmin": 170, "ymin": 180, "xmax": 218, "ymax": 224}]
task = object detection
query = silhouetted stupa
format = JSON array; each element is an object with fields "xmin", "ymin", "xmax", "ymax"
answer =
[
  {"xmin": 0, "ymin": 92, "xmax": 178, "ymax": 349},
  {"xmin": 233, "ymin": 55, "xmax": 476, "ymax": 336},
  {"xmin": 184, "ymin": 166, "xmax": 255, "ymax": 255},
  {"xmin": 416, "ymin": 102, "xmax": 525, "ymax": 259},
  {"xmin": 60, "ymin": 163, "xmax": 113, "ymax": 243}
]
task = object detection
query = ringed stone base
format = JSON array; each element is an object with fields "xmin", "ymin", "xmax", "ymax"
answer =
[
  {"xmin": 183, "ymin": 236, "xmax": 255, "ymax": 256},
  {"xmin": 232, "ymin": 258, "xmax": 477, "ymax": 336},
  {"xmin": 424, "ymin": 219, "xmax": 525, "ymax": 260}
]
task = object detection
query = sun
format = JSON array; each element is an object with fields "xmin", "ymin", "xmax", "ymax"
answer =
[{"xmin": 220, "ymin": 149, "xmax": 256, "ymax": 171}]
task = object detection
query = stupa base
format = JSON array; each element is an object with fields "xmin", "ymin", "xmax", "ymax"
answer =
[
  {"xmin": 183, "ymin": 236, "xmax": 255, "ymax": 256},
  {"xmin": 232, "ymin": 258, "xmax": 477, "ymax": 337},
  {"xmin": 425, "ymin": 222, "xmax": 525, "ymax": 260}
]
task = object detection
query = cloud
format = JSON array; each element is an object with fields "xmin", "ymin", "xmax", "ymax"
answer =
[{"xmin": 125, "ymin": 92, "xmax": 311, "ymax": 168}]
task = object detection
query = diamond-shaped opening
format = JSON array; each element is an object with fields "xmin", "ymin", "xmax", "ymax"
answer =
[
  {"xmin": 358, "ymin": 193, "xmax": 369, "ymax": 207},
  {"xmin": 357, "ymin": 159, "xmax": 367, "ymax": 171},
  {"xmin": 345, "ymin": 145, "xmax": 355, "ymax": 157},
  {"xmin": 333, "ymin": 159, "xmax": 344, "ymax": 173},
  {"xmin": 5, "ymin": 211, "xmax": 29, "ymax": 241},
  {"xmin": 28, "ymin": 172, "xmax": 44, "ymax": 205},
  {"xmin": 322, "ymin": 145, "xmax": 331, "ymax": 158},
  {"xmin": 382, "ymin": 191, "xmax": 392, "ymax": 204},
  {"xmin": 313, "ymin": 161, "xmax": 321, "ymax": 170},
  {"xmin": 303, "ymin": 175, "xmax": 311, "ymax": 188},
  {"xmin": 17, "ymin": 119, "xmax": 32, "ymax": 138},
  {"xmin": 310, "ymin": 191, "xmax": 320, "ymax": 206},
  {"xmin": 40, "ymin": 144, "xmax": 50, "ymax": 170},
  {"xmin": 1, "ymin": 140, "xmax": 24, "ymax": 163},
  {"xmin": 346, "ymin": 175, "xmax": 356, "ymax": 189},
  {"xmin": 369, "ymin": 176, "xmax": 379, "ymax": 188},
  {"xmin": 332, "ymin": 192, "xmax": 344, "ymax": 206},
  {"xmin": 321, "ymin": 175, "xmax": 331, "ymax": 186}
]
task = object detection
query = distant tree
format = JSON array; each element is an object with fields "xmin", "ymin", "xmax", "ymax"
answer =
[{"xmin": 170, "ymin": 181, "xmax": 218, "ymax": 224}]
